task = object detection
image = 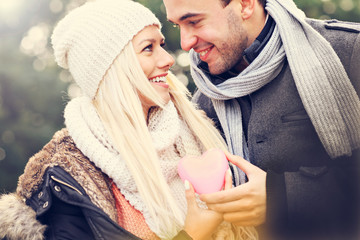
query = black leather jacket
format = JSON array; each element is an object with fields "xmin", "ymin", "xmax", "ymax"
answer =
[
  {"xmin": 26, "ymin": 166, "xmax": 191, "ymax": 240},
  {"xmin": 0, "ymin": 129, "xmax": 192, "ymax": 240},
  {"xmin": 27, "ymin": 166, "xmax": 142, "ymax": 240}
]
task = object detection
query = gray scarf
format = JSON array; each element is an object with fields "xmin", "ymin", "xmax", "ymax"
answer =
[{"xmin": 190, "ymin": 0, "xmax": 360, "ymax": 183}]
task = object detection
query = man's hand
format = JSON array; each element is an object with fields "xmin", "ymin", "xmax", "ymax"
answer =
[{"xmin": 200, "ymin": 152, "xmax": 267, "ymax": 226}]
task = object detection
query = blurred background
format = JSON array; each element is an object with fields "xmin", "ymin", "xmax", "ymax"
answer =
[{"xmin": 0, "ymin": 0, "xmax": 359, "ymax": 193}]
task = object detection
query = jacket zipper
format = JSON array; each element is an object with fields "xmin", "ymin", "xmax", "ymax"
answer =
[{"xmin": 50, "ymin": 175, "xmax": 83, "ymax": 195}]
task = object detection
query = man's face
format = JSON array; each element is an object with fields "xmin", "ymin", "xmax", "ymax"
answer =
[{"xmin": 164, "ymin": 0, "xmax": 249, "ymax": 75}]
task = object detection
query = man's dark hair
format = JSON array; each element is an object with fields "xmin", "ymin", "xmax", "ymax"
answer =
[{"xmin": 220, "ymin": 0, "xmax": 266, "ymax": 8}]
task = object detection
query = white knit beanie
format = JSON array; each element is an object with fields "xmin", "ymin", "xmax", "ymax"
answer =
[{"xmin": 51, "ymin": 0, "xmax": 161, "ymax": 99}]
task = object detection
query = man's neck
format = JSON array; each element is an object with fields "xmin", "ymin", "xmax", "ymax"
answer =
[{"xmin": 232, "ymin": 14, "xmax": 275, "ymax": 74}]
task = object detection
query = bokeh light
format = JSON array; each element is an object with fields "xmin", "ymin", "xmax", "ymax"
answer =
[{"xmin": 0, "ymin": 0, "xmax": 25, "ymax": 27}]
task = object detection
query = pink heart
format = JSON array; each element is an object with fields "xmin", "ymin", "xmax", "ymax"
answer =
[{"xmin": 178, "ymin": 149, "xmax": 229, "ymax": 194}]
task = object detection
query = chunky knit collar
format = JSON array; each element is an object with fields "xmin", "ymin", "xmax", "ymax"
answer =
[
  {"xmin": 147, "ymin": 102, "xmax": 180, "ymax": 152},
  {"xmin": 64, "ymin": 97, "xmax": 202, "ymax": 237}
]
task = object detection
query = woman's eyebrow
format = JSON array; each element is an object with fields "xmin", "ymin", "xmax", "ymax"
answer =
[
  {"xmin": 137, "ymin": 37, "xmax": 165, "ymax": 46},
  {"xmin": 137, "ymin": 38, "xmax": 156, "ymax": 46}
]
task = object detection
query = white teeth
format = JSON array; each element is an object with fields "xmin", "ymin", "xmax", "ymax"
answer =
[
  {"xmin": 149, "ymin": 76, "xmax": 167, "ymax": 83},
  {"xmin": 200, "ymin": 49, "xmax": 209, "ymax": 57}
]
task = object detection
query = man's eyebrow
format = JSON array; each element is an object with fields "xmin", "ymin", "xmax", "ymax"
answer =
[
  {"xmin": 180, "ymin": 13, "xmax": 200, "ymax": 21},
  {"xmin": 168, "ymin": 13, "xmax": 201, "ymax": 24}
]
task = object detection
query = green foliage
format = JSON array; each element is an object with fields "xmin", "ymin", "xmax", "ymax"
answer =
[
  {"xmin": 0, "ymin": 40, "xmax": 67, "ymax": 192},
  {"xmin": 0, "ymin": 0, "xmax": 359, "ymax": 193}
]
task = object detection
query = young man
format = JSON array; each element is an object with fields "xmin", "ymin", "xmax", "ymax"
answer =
[{"xmin": 163, "ymin": 0, "xmax": 360, "ymax": 239}]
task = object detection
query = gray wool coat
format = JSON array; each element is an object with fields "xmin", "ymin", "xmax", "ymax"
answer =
[{"xmin": 194, "ymin": 18, "xmax": 360, "ymax": 240}]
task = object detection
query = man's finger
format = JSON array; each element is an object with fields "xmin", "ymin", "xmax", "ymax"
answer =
[
  {"xmin": 201, "ymin": 178, "xmax": 254, "ymax": 203},
  {"xmin": 206, "ymin": 198, "xmax": 256, "ymax": 213},
  {"xmin": 200, "ymin": 184, "xmax": 247, "ymax": 204},
  {"xmin": 223, "ymin": 209, "xmax": 266, "ymax": 226},
  {"xmin": 224, "ymin": 151, "xmax": 256, "ymax": 175}
]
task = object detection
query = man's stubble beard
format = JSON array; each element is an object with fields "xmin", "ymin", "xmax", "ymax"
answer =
[{"xmin": 208, "ymin": 9, "xmax": 248, "ymax": 75}]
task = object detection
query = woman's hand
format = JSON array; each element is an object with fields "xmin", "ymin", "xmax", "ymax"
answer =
[{"xmin": 183, "ymin": 170, "xmax": 232, "ymax": 240}]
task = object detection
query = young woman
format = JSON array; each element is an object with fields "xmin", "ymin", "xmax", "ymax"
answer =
[{"xmin": 0, "ymin": 1, "xmax": 257, "ymax": 239}]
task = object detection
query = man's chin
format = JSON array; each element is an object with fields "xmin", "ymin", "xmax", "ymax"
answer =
[{"xmin": 208, "ymin": 64, "xmax": 229, "ymax": 76}]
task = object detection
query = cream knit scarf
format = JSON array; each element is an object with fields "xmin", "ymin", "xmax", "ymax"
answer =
[
  {"xmin": 190, "ymin": 0, "xmax": 360, "ymax": 183},
  {"xmin": 64, "ymin": 97, "xmax": 202, "ymax": 237}
]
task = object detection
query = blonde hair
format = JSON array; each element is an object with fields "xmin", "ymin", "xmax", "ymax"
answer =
[{"xmin": 93, "ymin": 41, "xmax": 257, "ymax": 240}]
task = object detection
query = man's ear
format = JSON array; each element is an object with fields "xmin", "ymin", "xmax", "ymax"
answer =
[{"xmin": 240, "ymin": 0, "xmax": 256, "ymax": 19}]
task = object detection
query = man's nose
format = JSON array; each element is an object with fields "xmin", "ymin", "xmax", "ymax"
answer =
[{"xmin": 180, "ymin": 28, "xmax": 197, "ymax": 52}]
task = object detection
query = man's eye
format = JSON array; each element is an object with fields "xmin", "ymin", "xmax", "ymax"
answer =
[{"xmin": 189, "ymin": 20, "xmax": 200, "ymax": 25}]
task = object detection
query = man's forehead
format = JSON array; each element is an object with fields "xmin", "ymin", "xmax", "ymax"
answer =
[{"xmin": 163, "ymin": 0, "xmax": 209, "ymax": 22}]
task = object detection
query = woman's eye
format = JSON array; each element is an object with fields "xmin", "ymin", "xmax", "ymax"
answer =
[{"xmin": 143, "ymin": 44, "xmax": 153, "ymax": 52}]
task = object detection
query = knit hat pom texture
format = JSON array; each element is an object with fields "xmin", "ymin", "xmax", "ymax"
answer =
[{"xmin": 51, "ymin": 0, "xmax": 161, "ymax": 99}]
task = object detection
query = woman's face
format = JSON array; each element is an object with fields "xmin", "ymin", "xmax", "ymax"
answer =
[{"xmin": 132, "ymin": 25, "xmax": 175, "ymax": 113}]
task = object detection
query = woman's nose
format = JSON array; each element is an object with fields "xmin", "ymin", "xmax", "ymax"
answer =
[{"xmin": 158, "ymin": 48, "xmax": 175, "ymax": 70}]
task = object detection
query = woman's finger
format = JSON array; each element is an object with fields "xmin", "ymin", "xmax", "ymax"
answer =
[
  {"xmin": 224, "ymin": 168, "xmax": 233, "ymax": 190},
  {"xmin": 184, "ymin": 180, "xmax": 197, "ymax": 209}
]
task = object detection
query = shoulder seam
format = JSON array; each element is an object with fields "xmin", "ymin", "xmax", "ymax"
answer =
[{"xmin": 324, "ymin": 20, "xmax": 360, "ymax": 33}]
